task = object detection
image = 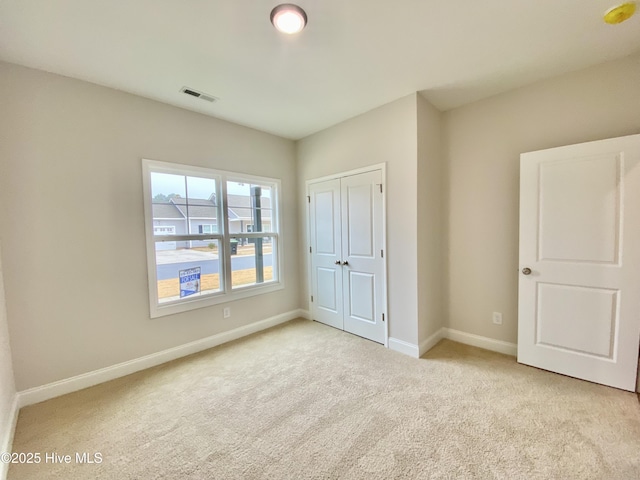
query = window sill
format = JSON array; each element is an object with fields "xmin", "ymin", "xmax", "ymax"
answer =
[{"xmin": 149, "ymin": 281, "xmax": 284, "ymax": 318}]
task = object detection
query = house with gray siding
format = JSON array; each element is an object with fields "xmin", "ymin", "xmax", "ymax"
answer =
[{"xmin": 152, "ymin": 195, "xmax": 272, "ymax": 250}]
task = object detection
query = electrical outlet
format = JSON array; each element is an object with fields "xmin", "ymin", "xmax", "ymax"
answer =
[
  {"xmin": 492, "ymin": 312, "xmax": 503, "ymax": 325},
  {"xmin": 223, "ymin": 307, "xmax": 231, "ymax": 318}
]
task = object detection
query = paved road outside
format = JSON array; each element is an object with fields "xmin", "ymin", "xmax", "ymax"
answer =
[
  {"xmin": 156, "ymin": 249, "xmax": 217, "ymax": 264},
  {"xmin": 156, "ymin": 254, "xmax": 273, "ymax": 280}
]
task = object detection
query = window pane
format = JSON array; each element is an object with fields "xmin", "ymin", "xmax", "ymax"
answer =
[
  {"xmin": 155, "ymin": 240, "xmax": 221, "ymax": 302},
  {"xmin": 151, "ymin": 172, "xmax": 188, "ymax": 235},
  {"xmin": 151, "ymin": 173, "xmax": 219, "ymax": 237},
  {"xmin": 230, "ymin": 237, "xmax": 274, "ymax": 288},
  {"xmin": 185, "ymin": 176, "xmax": 218, "ymax": 233},
  {"xmin": 226, "ymin": 181, "xmax": 273, "ymax": 233}
]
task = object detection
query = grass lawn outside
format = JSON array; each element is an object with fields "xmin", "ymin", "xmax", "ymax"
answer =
[{"xmin": 157, "ymin": 267, "xmax": 274, "ymax": 300}]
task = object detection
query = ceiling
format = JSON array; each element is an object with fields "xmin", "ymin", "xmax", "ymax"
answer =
[{"xmin": 1, "ymin": 1, "xmax": 639, "ymax": 140}]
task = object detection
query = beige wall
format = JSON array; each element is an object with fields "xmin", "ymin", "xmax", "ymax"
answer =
[
  {"xmin": 0, "ymin": 62, "xmax": 300, "ymax": 391},
  {"xmin": 297, "ymin": 94, "xmax": 419, "ymax": 344},
  {"xmin": 0, "ymin": 242, "xmax": 16, "ymax": 456},
  {"xmin": 416, "ymin": 94, "xmax": 446, "ymax": 344},
  {"xmin": 444, "ymin": 53, "xmax": 640, "ymax": 344}
]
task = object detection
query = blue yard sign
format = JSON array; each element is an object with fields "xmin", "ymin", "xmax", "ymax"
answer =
[{"xmin": 179, "ymin": 267, "xmax": 201, "ymax": 298}]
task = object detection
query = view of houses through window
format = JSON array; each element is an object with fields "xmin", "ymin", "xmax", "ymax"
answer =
[{"xmin": 143, "ymin": 160, "xmax": 280, "ymax": 316}]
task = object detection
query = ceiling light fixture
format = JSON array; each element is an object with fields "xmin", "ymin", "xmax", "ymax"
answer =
[
  {"xmin": 270, "ymin": 4, "xmax": 307, "ymax": 34},
  {"xmin": 603, "ymin": 2, "xmax": 637, "ymax": 24}
]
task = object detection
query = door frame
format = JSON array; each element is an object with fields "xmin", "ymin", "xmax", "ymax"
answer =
[{"xmin": 305, "ymin": 163, "xmax": 389, "ymax": 348}]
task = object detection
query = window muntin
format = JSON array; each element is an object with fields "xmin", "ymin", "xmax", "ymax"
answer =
[{"xmin": 143, "ymin": 160, "xmax": 282, "ymax": 317}]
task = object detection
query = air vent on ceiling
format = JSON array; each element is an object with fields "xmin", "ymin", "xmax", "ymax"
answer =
[{"xmin": 180, "ymin": 86, "xmax": 218, "ymax": 103}]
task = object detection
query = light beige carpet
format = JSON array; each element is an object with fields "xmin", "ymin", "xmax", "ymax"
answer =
[{"xmin": 8, "ymin": 319, "xmax": 640, "ymax": 479}]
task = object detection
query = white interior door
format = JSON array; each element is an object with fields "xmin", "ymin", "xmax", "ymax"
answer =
[
  {"xmin": 308, "ymin": 169, "xmax": 386, "ymax": 345},
  {"xmin": 309, "ymin": 179, "xmax": 343, "ymax": 330},
  {"xmin": 341, "ymin": 171, "xmax": 385, "ymax": 344},
  {"xmin": 518, "ymin": 134, "xmax": 640, "ymax": 391}
]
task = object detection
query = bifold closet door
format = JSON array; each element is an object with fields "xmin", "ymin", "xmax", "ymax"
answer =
[
  {"xmin": 340, "ymin": 171, "xmax": 385, "ymax": 344},
  {"xmin": 309, "ymin": 170, "xmax": 385, "ymax": 344},
  {"xmin": 309, "ymin": 178, "xmax": 344, "ymax": 330}
]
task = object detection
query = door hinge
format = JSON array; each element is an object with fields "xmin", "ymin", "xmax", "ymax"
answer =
[
  {"xmin": 381, "ymin": 249, "xmax": 384, "ymax": 258},
  {"xmin": 309, "ymin": 246, "xmax": 312, "ymax": 254},
  {"xmin": 307, "ymin": 195, "xmax": 310, "ymax": 203},
  {"xmin": 311, "ymin": 295, "xmax": 314, "ymax": 302},
  {"xmin": 382, "ymin": 313, "xmax": 385, "ymax": 322},
  {"xmin": 378, "ymin": 183, "xmax": 383, "ymax": 193}
]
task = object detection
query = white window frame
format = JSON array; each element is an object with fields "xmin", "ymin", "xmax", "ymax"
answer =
[{"xmin": 142, "ymin": 159, "xmax": 284, "ymax": 318}]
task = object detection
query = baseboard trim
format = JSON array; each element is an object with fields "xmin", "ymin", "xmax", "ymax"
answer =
[
  {"xmin": 299, "ymin": 309, "xmax": 311, "ymax": 320},
  {"xmin": 388, "ymin": 337, "xmax": 420, "ymax": 358},
  {"xmin": 419, "ymin": 328, "xmax": 445, "ymax": 357},
  {"xmin": 18, "ymin": 309, "xmax": 305, "ymax": 408},
  {"xmin": 0, "ymin": 393, "xmax": 19, "ymax": 480},
  {"xmin": 444, "ymin": 328, "xmax": 517, "ymax": 356}
]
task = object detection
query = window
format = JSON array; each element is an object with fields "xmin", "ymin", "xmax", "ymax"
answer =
[
  {"xmin": 154, "ymin": 226, "xmax": 176, "ymax": 235},
  {"xmin": 142, "ymin": 159, "xmax": 283, "ymax": 318}
]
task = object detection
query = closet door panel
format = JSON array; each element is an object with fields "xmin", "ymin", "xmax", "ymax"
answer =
[
  {"xmin": 309, "ymin": 179, "xmax": 343, "ymax": 330},
  {"xmin": 341, "ymin": 171, "xmax": 385, "ymax": 344}
]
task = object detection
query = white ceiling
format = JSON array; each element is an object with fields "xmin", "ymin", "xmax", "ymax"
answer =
[{"xmin": 1, "ymin": 1, "xmax": 639, "ymax": 139}]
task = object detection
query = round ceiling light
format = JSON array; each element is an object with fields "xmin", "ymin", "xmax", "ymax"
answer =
[
  {"xmin": 270, "ymin": 4, "xmax": 307, "ymax": 34},
  {"xmin": 603, "ymin": 2, "xmax": 637, "ymax": 24}
]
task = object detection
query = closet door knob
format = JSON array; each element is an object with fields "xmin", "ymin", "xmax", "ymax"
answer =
[
  {"xmin": 522, "ymin": 267, "xmax": 532, "ymax": 275},
  {"xmin": 335, "ymin": 260, "xmax": 341, "ymax": 265},
  {"xmin": 342, "ymin": 261, "xmax": 349, "ymax": 266}
]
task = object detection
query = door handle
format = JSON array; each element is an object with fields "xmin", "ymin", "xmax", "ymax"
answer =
[
  {"xmin": 335, "ymin": 260, "xmax": 341, "ymax": 265},
  {"xmin": 342, "ymin": 261, "xmax": 349, "ymax": 266},
  {"xmin": 522, "ymin": 267, "xmax": 532, "ymax": 275}
]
